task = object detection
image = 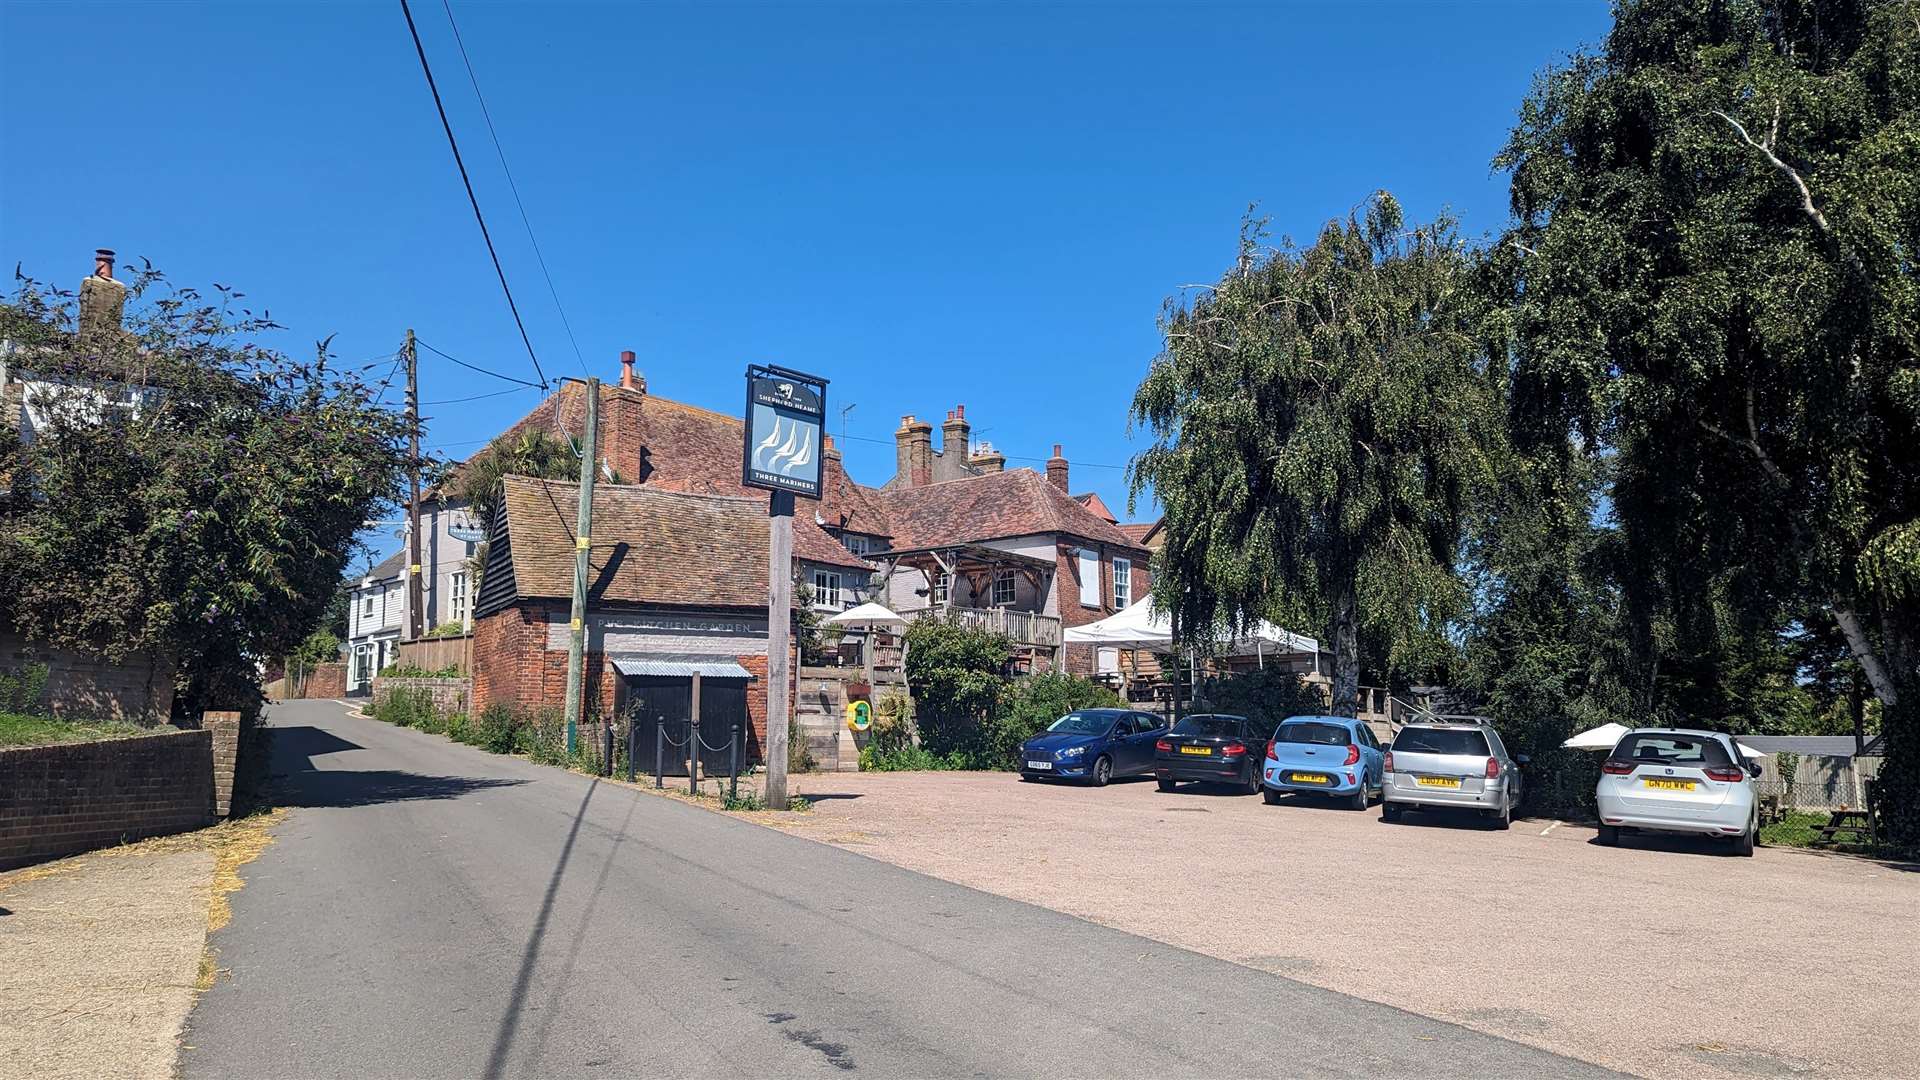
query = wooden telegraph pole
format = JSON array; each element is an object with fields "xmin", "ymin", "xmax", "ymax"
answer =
[
  {"xmin": 764, "ymin": 490, "xmax": 795, "ymax": 809},
  {"xmin": 563, "ymin": 377, "xmax": 601, "ymax": 756},
  {"xmin": 404, "ymin": 329, "xmax": 423, "ymax": 642}
]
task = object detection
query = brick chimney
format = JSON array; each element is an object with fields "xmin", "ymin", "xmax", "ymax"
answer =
[
  {"xmin": 619, "ymin": 349, "xmax": 645, "ymax": 392},
  {"xmin": 937, "ymin": 405, "xmax": 971, "ymax": 482},
  {"xmin": 968, "ymin": 442, "xmax": 1006, "ymax": 474},
  {"xmin": 78, "ymin": 248, "xmax": 126, "ymax": 346},
  {"xmin": 895, "ymin": 414, "xmax": 934, "ymax": 487},
  {"xmin": 823, "ymin": 433, "xmax": 841, "ymax": 465},
  {"xmin": 1045, "ymin": 444, "xmax": 1069, "ymax": 491}
]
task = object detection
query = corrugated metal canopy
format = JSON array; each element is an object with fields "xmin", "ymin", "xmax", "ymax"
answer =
[{"xmin": 610, "ymin": 658, "xmax": 752, "ymax": 679}]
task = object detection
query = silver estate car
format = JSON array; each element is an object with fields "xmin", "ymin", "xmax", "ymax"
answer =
[
  {"xmin": 1381, "ymin": 718, "xmax": 1525, "ymax": 829},
  {"xmin": 1596, "ymin": 728, "xmax": 1760, "ymax": 856}
]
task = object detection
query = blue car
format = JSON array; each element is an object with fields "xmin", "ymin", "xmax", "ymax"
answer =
[
  {"xmin": 1020, "ymin": 708, "xmax": 1168, "ymax": 786},
  {"xmin": 1260, "ymin": 715, "xmax": 1385, "ymax": 810}
]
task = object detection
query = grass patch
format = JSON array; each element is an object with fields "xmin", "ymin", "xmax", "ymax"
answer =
[
  {"xmin": 0, "ymin": 710, "xmax": 151, "ymax": 747},
  {"xmin": 1761, "ymin": 811, "xmax": 1841, "ymax": 848}
]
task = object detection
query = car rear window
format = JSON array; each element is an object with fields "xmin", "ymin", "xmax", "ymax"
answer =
[
  {"xmin": 1392, "ymin": 727, "xmax": 1490, "ymax": 756},
  {"xmin": 1610, "ymin": 733, "xmax": 1733, "ymax": 768},
  {"xmin": 1275, "ymin": 721, "xmax": 1349, "ymax": 746},
  {"xmin": 1173, "ymin": 715, "xmax": 1243, "ymax": 737}
]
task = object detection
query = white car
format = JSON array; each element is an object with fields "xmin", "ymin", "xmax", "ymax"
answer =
[{"xmin": 1595, "ymin": 728, "xmax": 1760, "ymax": 856}]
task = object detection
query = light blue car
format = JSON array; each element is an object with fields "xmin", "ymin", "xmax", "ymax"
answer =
[{"xmin": 1260, "ymin": 715, "xmax": 1385, "ymax": 810}]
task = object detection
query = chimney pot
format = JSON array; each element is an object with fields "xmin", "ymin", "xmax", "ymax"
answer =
[
  {"xmin": 1046, "ymin": 444, "xmax": 1069, "ymax": 491},
  {"xmin": 93, "ymin": 249, "xmax": 116, "ymax": 280},
  {"xmin": 619, "ymin": 349, "xmax": 639, "ymax": 390}
]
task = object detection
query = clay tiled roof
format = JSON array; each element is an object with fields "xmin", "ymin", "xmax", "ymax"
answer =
[
  {"xmin": 1117, "ymin": 521, "xmax": 1160, "ymax": 544},
  {"xmin": 1072, "ymin": 492, "xmax": 1119, "ymax": 524},
  {"xmin": 499, "ymin": 477, "xmax": 769, "ymax": 608},
  {"xmin": 877, "ymin": 469, "xmax": 1151, "ymax": 553},
  {"xmin": 497, "ymin": 475, "xmax": 869, "ymax": 610},
  {"xmin": 491, "ymin": 381, "xmax": 890, "ymax": 539}
]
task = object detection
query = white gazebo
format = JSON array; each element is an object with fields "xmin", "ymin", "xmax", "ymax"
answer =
[{"xmin": 1063, "ymin": 597, "xmax": 1319, "ymax": 665}]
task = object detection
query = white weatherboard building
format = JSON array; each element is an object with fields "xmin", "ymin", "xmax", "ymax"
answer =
[{"xmin": 344, "ymin": 501, "xmax": 486, "ymax": 693}]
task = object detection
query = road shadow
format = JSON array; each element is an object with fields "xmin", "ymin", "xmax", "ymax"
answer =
[
  {"xmin": 1382, "ymin": 807, "xmax": 1501, "ymax": 830},
  {"xmin": 267, "ymin": 724, "xmax": 527, "ymax": 809},
  {"xmin": 795, "ymin": 793, "xmax": 863, "ymax": 802},
  {"xmin": 1156, "ymin": 781, "xmax": 1262, "ymax": 798}
]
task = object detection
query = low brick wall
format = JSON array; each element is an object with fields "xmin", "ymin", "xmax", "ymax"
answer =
[
  {"xmin": 371, "ymin": 676, "xmax": 469, "ymax": 718},
  {"xmin": 0, "ymin": 729, "xmax": 221, "ymax": 870},
  {"xmin": 304, "ymin": 662, "xmax": 347, "ymax": 699}
]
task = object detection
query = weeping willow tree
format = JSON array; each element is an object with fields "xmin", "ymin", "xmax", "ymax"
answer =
[{"xmin": 1130, "ymin": 194, "xmax": 1501, "ymax": 716}]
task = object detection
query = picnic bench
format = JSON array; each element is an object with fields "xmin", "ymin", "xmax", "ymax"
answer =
[{"xmin": 1815, "ymin": 809, "xmax": 1874, "ymax": 846}]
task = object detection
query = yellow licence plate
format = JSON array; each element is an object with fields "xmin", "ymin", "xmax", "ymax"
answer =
[
  {"xmin": 1179, "ymin": 745, "xmax": 1213, "ymax": 756},
  {"xmin": 1644, "ymin": 778, "xmax": 1697, "ymax": 791},
  {"xmin": 1416, "ymin": 776, "xmax": 1462, "ymax": 789},
  {"xmin": 1289, "ymin": 773, "xmax": 1330, "ymax": 784}
]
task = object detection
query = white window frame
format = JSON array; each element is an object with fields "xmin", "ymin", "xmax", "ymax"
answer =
[
  {"xmin": 361, "ymin": 590, "xmax": 376, "ymax": 619},
  {"xmin": 1112, "ymin": 558, "xmax": 1131, "ymax": 609},
  {"xmin": 812, "ymin": 569, "xmax": 842, "ymax": 609},
  {"xmin": 1077, "ymin": 549, "xmax": 1100, "ymax": 608},
  {"xmin": 841, "ymin": 533, "xmax": 871, "ymax": 556},
  {"xmin": 449, "ymin": 570, "xmax": 470, "ymax": 625},
  {"xmin": 931, "ymin": 569, "xmax": 950, "ymax": 606},
  {"xmin": 992, "ymin": 568, "xmax": 1016, "ymax": 607}
]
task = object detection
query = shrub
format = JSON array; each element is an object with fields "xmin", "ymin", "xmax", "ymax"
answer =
[
  {"xmin": 1190, "ymin": 668, "xmax": 1325, "ymax": 735},
  {"xmin": 0, "ymin": 663, "xmax": 51, "ymax": 716},
  {"xmin": 474, "ymin": 703, "xmax": 528, "ymax": 754},
  {"xmin": 377, "ymin": 662, "xmax": 463, "ymax": 679},
  {"xmin": 788, "ymin": 716, "xmax": 817, "ymax": 774},
  {"xmin": 859, "ymin": 743, "xmax": 977, "ymax": 771},
  {"xmin": 424, "ymin": 622, "xmax": 466, "ymax": 639},
  {"xmin": 904, "ymin": 615, "xmax": 1012, "ymax": 761},
  {"xmin": 371, "ymin": 686, "xmax": 435, "ymax": 729}
]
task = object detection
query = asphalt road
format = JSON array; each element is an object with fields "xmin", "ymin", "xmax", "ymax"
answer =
[{"xmin": 182, "ymin": 700, "xmax": 1619, "ymax": 1079}]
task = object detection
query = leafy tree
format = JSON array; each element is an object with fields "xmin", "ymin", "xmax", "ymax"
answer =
[
  {"xmin": 0, "ymin": 265, "xmax": 411, "ymax": 712},
  {"xmin": 445, "ymin": 428, "xmax": 576, "ymax": 525},
  {"xmin": 1131, "ymin": 194, "xmax": 1501, "ymax": 716},
  {"xmin": 902, "ymin": 614, "xmax": 1011, "ymax": 761},
  {"xmin": 1490, "ymin": 0, "xmax": 1919, "ymax": 846}
]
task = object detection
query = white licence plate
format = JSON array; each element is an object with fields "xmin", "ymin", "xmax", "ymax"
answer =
[{"xmin": 1027, "ymin": 760, "xmax": 1053, "ymax": 771}]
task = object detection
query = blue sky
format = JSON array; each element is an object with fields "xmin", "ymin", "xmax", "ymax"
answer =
[{"xmin": 3, "ymin": 1, "xmax": 1610, "ymax": 565}]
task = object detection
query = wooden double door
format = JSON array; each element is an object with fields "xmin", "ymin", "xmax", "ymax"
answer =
[{"xmin": 625, "ymin": 674, "xmax": 749, "ymax": 776}]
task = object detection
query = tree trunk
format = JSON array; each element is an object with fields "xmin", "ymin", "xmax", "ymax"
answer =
[
  {"xmin": 1330, "ymin": 586, "xmax": 1359, "ymax": 718},
  {"xmin": 1834, "ymin": 606, "xmax": 1899, "ymax": 710}
]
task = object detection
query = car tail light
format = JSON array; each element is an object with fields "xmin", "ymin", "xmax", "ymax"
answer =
[
  {"xmin": 1704, "ymin": 765, "xmax": 1745, "ymax": 783},
  {"xmin": 1383, "ymin": 751, "xmax": 1394, "ymax": 772},
  {"xmin": 1343, "ymin": 744, "xmax": 1360, "ymax": 766},
  {"xmin": 1265, "ymin": 740, "xmax": 1278, "ymax": 761},
  {"xmin": 1223, "ymin": 742, "xmax": 1247, "ymax": 756},
  {"xmin": 1485, "ymin": 757, "xmax": 1501, "ymax": 779},
  {"xmin": 1601, "ymin": 759, "xmax": 1634, "ymax": 775},
  {"xmin": 1155, "ymin": 739, "xmax": 1172, "ymax": 752}
]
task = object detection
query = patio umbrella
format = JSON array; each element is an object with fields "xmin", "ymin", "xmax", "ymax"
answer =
[
  {"xmin": 826, "ymin": 602, "xmax": 908, "ymax": 687},
  {"xmin": 1561, "ymin": 722, "xmax": 1631, "ymax": 751}
]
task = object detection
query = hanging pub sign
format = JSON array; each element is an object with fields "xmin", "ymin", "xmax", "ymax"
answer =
[
  {"xmin": 445, "ymin": 508, "xmax": 487, "ymax": 544},
  {"xmin": 741, "ymin": 364, "xmax": 828, "ymax": 500}
]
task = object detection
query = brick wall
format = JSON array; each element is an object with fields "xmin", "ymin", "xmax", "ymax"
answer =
[
  {"xmin": 372, "ymin": 676, "xmax": 470, "ymax": 719},
  {"xmin": 472, "ymin": 599, "xmax": 774, "ymax": 765},
  {"xmin": 1054, "ymin": 543, "xmax": 1151, "ymax": 674},
  {"xmin": 472, "ymin": 603, "xmax": 551, "ymax": 715},
  {"xmin": 0, "ymin": 729, "xmax": 218, "ymax": 870},
  {"xmin": 304, "ymin": 662, "xmax": 347, "ymax": 699},
  {"xmin": 0, "ymin": 627, "xmax": 174, "ymax": 724}
]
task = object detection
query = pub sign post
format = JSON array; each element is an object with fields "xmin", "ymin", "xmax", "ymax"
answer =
[{"xmin": 742, "ymin": 364, "xmax": 828, "ymax": 810}]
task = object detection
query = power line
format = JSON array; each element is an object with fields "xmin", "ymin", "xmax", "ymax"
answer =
[
  {"xmin": 399, "ymin": 0, "xmax": 551, "ymax": 392},
  {"xmin": 439, "ymin": 0, "xmax": 590, "ymax": 380},
  {"xmin": 422, "ymin": 385, "xmax": 534, "ymax": 405},
  {"xmin": 416, "ymin": 338, "xmax": 546, "ymax": 388}
]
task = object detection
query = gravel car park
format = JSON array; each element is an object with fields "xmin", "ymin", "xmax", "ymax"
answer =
[{"xmin": 767, "ymin": 769, "xmax": 1916, "ymax": 1080}]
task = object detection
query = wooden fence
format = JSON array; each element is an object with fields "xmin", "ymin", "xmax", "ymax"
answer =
[{"xmin": 393, "ymin": 634, "xmax": 472, "ymax": 675}]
